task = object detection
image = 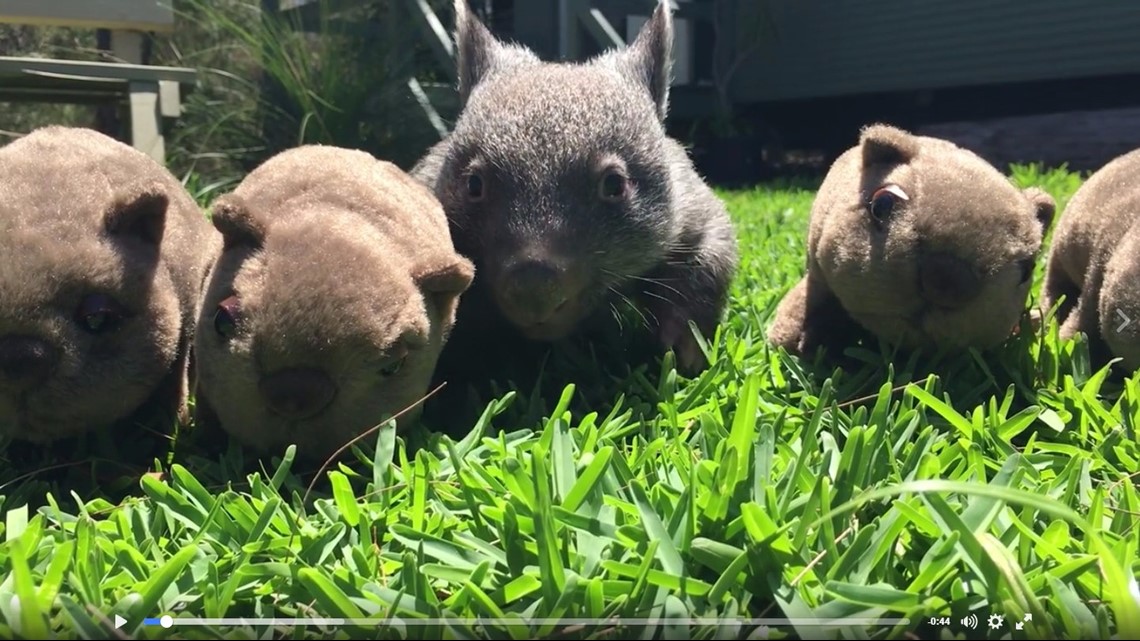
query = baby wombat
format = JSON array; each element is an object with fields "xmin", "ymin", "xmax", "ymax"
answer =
[
  {"xmin": 194, "ymin": 145, "xmax": 475, "ymax": 460},
  {"xmin": 411, "ymin": 0, "xmax": 739, "ymax": 375},
  {"xmin": 767, "ymin": 124, "xmax": 1056, "ymax": 357},
  {"xmin": 1040, "ymin": 146, "xmax": 1140, "ymax": 371},
  {"xmin": 0, "ymin": 125, "xmax": 218, "ymax": 443}
]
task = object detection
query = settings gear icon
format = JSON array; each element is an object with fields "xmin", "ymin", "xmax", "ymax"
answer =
[{"xmin": 988, "ymin": 613, "xmax": 1005, "ymax": 630}]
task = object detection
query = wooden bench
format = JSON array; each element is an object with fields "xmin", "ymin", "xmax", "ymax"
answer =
[{"xmin": 0, "ymin": 0, "xmax": 198, "ymax": 165}]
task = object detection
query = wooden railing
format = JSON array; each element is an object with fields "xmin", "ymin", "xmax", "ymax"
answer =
[
  {"xmin": 275, "ymin": 0, "xmax": 724, "ymax": 136},
  {"xmin": 0, "ymin": 0, "xmax": 198, "ymax": 164}
]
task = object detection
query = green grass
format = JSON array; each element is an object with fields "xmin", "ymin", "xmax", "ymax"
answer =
[{"xmin": 2, "ymin": 164, "xmax": 1139, "ymax": 641}]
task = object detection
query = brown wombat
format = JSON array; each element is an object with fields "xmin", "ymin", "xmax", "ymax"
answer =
[
  {"xmin": 0, "ymin": 125, "xmax": 219, "ymax": 443},
  {"xmin": 411, "ymin": 0, "xmax": 739, "ymax": 378},
  {"xmin": 768, "ymin": 124, "xmax": 1056, "ymax": 357},
  {"xmin": 1040, "ymin": 146, "xmax": 1140, "ymax": 371},
  {"xmin": 193, "ymin": 144, "xmax": 475, "ymax": 460}
]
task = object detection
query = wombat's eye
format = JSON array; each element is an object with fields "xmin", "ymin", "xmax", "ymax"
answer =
[
  {"xmin": 466, "ymin": 173, "xmax": 484, "ymax": 202},
  {"xmin": 869, "ymin": 184, "xmax": 909, "ymax": 222},
  {"xmin": 599, "ymin": 170, "xmax": 628, "ymax": 202},
  {"xmin": 214, "ymin": 295, "xmax": 242, "ymax": 340},
  {"xmin": 75, "ymin": 294, "xmax": 126, "ymax": 334},
  {"xmin": 380, "ymin": 355, "xmax": 406, "ymax": 377}
]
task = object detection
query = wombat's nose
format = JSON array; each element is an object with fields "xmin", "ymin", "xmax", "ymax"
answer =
[
  {"xmin": 919, "ymin": 251, "xmax": 982, "ymax": 309},
  {"xmin": 0, "ymin": 335, "xmax": 57, "ymax": 391},
  {"xmin": 501, "ymin": 260, "xmax": 570, "ymax": 325},
  {"xmin": 259, "ymin": 367, "xmax": 337, "ymax": 420}
]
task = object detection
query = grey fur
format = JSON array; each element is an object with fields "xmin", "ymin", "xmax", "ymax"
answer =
[{"xmin": 412, "ymin": 0, "xmax": 739, "ymax": 374}]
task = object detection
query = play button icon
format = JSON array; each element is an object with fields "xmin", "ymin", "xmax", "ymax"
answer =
[{"xmin": 114, "ymin": 615, "xmax": 126, "ymax": 629}]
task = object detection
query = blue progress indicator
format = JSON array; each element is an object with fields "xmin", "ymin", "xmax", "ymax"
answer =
[{"xmin": 143, "ymin": 616, "xmax": 174, "ymax": 628}]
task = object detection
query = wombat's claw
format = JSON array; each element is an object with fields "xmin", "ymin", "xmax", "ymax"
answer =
[
  {"xmin": 1029, "ymin": 307, "xmax": 1043, "ymax": 331},
  {"xmin": 673, "ymin": 336, "xmax": 707, "ymax": 375},
  {"xmin": 1012, "ymin": 308, "xmax": 1043, "ymax": 337},
  {"xmin": 658, "ymin": 315, "xmax": 707, "ymax": 375}
]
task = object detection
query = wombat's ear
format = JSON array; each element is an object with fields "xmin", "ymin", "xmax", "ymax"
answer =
[
  {"xmin": 1023, "ymin": 186, "xmax": 1056, "ymax": 231},
  {"xmin": 454, "ymin": 0, "xmax": 500, "ymax": 103},
  {"xmin": 416, "ymin": 255, "xmax": 475, "ymax": 310},
  {"xmin": 104, "ymin": 184, "xmax": 168, "ymax": 246},
  {"xmin": 210, "ymin": 194, "xmax": 266, "ymax": 250},
  {"xmin": 860, "ymin": 123, "xmax": 919, "ymax": 167},
  {"xmin": 453, "ymin": 0, "xmax": 538, "ymax": 105},
  {"xmin": 417, "ymin": 256, "xmax": 475, "ymax": 296},
  {"xmin": 618, "ymin": 0, "xmax": 674, "ymax": 121}
]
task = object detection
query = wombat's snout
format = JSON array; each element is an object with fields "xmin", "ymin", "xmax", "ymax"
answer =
[
  {"xmin": 500, "ymin": 259, "xmax": 572, "ymax": 326},
  {"xmin": 918, "ymin": 251, "xmax": 982, "ymax": 309},
  {"xmin": 0, "ymin": 335, "xmax": 57, "ymax": 392},
  {"xmin": 259, "ymin": 367, "xmax": 338, "ymax": 420}
]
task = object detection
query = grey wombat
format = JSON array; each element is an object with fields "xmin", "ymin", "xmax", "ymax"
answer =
[
  {"xmin": 412, "ymin": 0, "xmax": 739, "ymax": 375},
  {"xmin": 1041, "ymin": 146, "xmax": 1140, "ymax": 371},
  {"xmin": 194, "ymin": 145, "xmax": 475, "ymax": 460},
  {"xmin": 0, "ymin": 126, "xmax": 219, "ymax": 443},
  {"xmin": 767, "ymin": 124, "xmax": 1056, "ymax": 357}
]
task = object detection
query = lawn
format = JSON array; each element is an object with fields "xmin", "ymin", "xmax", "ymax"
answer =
[{"xmin": 1, "ymin": 164, "xmax": 1138, "ymax": 641}]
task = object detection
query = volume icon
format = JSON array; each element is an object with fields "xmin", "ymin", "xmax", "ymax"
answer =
[{"xmin": 960, "ymin": 614, "xmax": 979, "ymax": 629}]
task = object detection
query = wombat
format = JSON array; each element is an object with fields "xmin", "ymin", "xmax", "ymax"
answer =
[
  {"xmin": 193, "ymin": 145, "xmax": 475, "ymax": 460},
  {"xmin": 1040, "ymin": 146, "xmax": 1140, "ymax": 371},
  {"xmin": 0, "ymin": 125, "xmax": 219, "ymax": 443},
  {"xmin": 411, "ymin": 0, "xmax": 739, "ymax": 377},
  {"xmin": 767, "ymin": 124, "xmax": 1056, "ymax": 357}
]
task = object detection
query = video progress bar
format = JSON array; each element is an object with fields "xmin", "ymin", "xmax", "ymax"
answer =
[{"xmin": 142, "ymin": 617, "xmax": 911, "ymax": 627}]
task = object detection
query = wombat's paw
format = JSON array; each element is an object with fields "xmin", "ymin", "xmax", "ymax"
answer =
[{"xmin": 766, "ymin": 277, "xmax": 812, "ymax": 357}]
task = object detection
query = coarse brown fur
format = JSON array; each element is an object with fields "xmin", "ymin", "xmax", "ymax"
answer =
[
  {"xmin": 194, "ymin": 144, "xmax": 475, "ymax": 461},
  {"xmin": 1040, "ymin": 146, "xmax": 1140, "ymax": 372},
  {"xmin": 0, "ymin": 125, "xmax": 219, "ymax": 443},
  {"xmin": 411, "ymin": 0, "xmax": 739, "ymax": 379},
  {"xmin": 768, "ymin": 124, "xmax": 1056, "ymax": 358}
]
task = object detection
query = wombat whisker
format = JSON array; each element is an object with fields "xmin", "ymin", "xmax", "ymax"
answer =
[
  {"xmin": 449, "ymin": 218, "xmax": 467, "ymax": 232},
  {"xmin": 601, "ymin": 267, "xmax": 679, "ymax": 293},
  {"xmin": 626, "ymin": 274, "xmax": 684, "ymax": 297},
  {"xmin": 609, "ymin": 285, "xmax": 653, "ymax": 330},
  {"xmin": 640, "ymin": 289, "xmax": 674, "ymax": 307},
  {"xmin": 608, "ymin": 301, "xmax": 625, "ymax": 332},
  {"xmin": 663, "ymin": 239, "xmax": 701, "ymax": 253}
]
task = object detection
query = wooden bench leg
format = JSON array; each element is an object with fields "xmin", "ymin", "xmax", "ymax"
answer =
[{"xmin": 128, "ymin": 79, "xmax": 166, "ymax": 165}]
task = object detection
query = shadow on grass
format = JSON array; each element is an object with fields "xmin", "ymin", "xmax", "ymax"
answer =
[
  {"xmin": 764, "ymin": 298, "xmax": 1136, "ymax": 453},
  {"xmin": 0, "ymin": 312, "xmax": 669, "ymax": 517},
  {"xmin": 0, "ymin": 288, "xmax": 1129, "ymax": 519}
]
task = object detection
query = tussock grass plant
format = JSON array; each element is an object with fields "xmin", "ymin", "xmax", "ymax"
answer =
[
  {"xmin": 164, "ymin": 0, "xmax": 449, "ymax": 198},
  {"xmin": 1, "ymin": 165, "xmax": 1138, "ymax": 640}
]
